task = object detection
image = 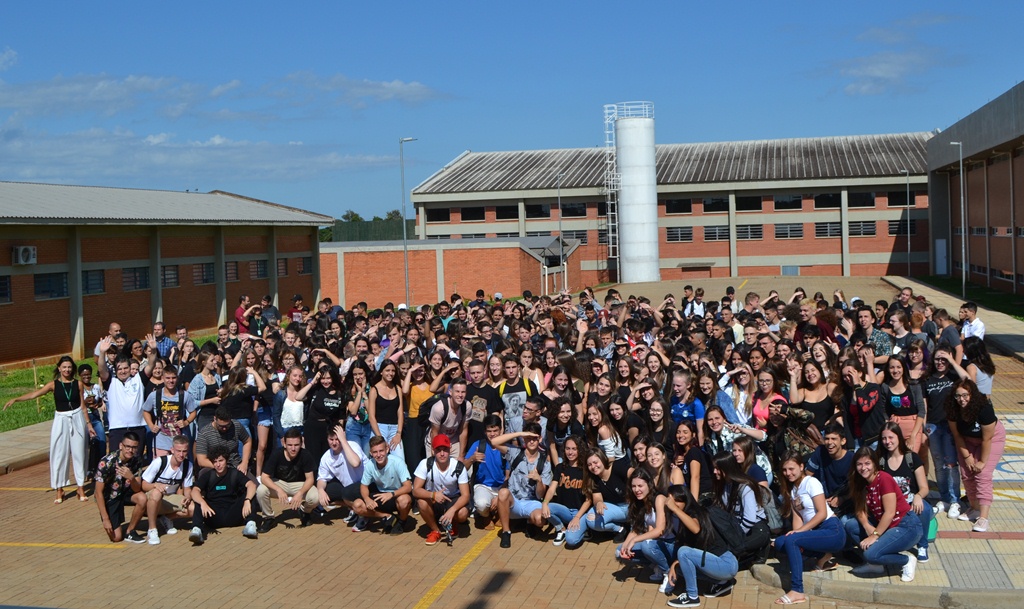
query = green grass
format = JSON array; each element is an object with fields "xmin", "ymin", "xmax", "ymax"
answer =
[{"xmin": 916, "ymin": 275, "xmax": 1024, "ymax": 322}]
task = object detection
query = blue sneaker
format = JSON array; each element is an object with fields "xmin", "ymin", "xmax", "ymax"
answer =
[{"xmin": 917, "ymin": 546, "xmax": 929, "ymax": 563}]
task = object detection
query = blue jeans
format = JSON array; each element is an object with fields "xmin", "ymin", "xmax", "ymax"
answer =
[
  {"xmin": 546, "ymin": 503, "xmax": 588, "ymax": 547},
  {"xmin": 88, "ymin": 410, "xmax": 106, "ymax": 444},
  {"xmin": 617, "ymin": 538, "xmax": 676, "ymax": 573},
  {"xmin": 233, "ymin": 418, "xmax": 252, "ymax": 457},
  {"xmin": 675, "ymin": 547, "xmax": 739, "ymax": 599},
  {"xmin": 774, "ymin": 517, "xmax": 847, "ymax": 593},
  {"xmin": 914, "ymin": 500, "xmax": 933, "ymax": 549},
  {"xmin": 927, "ymin": 422, "xmax": 961, "ymax": 506},
  {"xmin": 585, "ymin": 502, "xmax": 628, "ymax": 533},
  {"xmin": 845, "ymin": 510, "xmax": 921, "ymax": 567},
  {"xmin": 347, "ymin": 417, "xmax": 372, "ymax": 455},
  {"xmin": 378, "ymin": 422, "xmax": 405, "ymax": 462}
]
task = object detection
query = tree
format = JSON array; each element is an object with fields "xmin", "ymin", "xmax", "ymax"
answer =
[
  {"xmin": 318, "ymin": 227, "xmax": 333, "ymax": 242},
  {"xmin": 340, "ymin": 209, "xmax": 364, "ymax": 222},
  {"xmin": 384, "ymin": 209, "xmax": 403, "ymax": 221}
]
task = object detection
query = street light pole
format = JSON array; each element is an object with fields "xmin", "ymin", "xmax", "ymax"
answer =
[
  {"xmin": 899, "ymin": 169, "xmax": 910, "ymax": 276},
  {"xmin": 400, "ymin": 137, "xmax": 417, "ymax": 306},
  {"xmin": 951, "ymin": 141, "xmax": 965, "ymax": 298}
]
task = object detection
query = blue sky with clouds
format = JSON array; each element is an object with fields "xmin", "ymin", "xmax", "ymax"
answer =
[{"xmin": 1, "ymin": 2, "xmax": 1021, "ymax": 219}]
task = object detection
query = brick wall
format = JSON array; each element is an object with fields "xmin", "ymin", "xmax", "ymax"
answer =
[{"xmin": 342, "ymin": 250, "xmax": 438, "ymax": 306}]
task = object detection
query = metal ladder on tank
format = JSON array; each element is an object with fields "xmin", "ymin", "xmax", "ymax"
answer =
[{"xmin": 602, "ymin": 105, "xmax": 620, "ymax": 276}]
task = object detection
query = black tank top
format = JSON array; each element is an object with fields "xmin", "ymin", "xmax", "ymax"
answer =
[
  {"xmin": 801, "ymin": 395, "xmax": 835, "ymax": 432},
  {"xmin": 374, "ymin": 387, "xmax": 400, "ymax": 425},
  {"xmin": 54, "ymin": 380, "xmax": 81, "ymax": 413}
]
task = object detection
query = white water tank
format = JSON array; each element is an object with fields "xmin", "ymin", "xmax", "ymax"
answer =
[{"xmin": 614, "ymin": 102, "xmax": 660, "ymax": 283}]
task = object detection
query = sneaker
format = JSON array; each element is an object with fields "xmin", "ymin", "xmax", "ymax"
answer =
[
  {"xmin": 389, "ymin": 518, "xmax": 405, "ymax": 536},
  {"xmin": 351, "ymin": 517, "xmax": 369, "ymax": 532},
  {"xmin": 706, "ymin": 579, "xmax": 734, "ymax": 598},
  {"xmin": 342, "ymin": 511, "xmax": 357, "ymax": 526},
  {"xmin": 125, "ymin": 530, "xmax": 146, "ymax": 544},
  {"xmin": 917, "ymin": 546, "xmax": 929, "ymax": 563},
  {"xmin": 658, "ymin": 573, "xmax": 671, "ymax": 594},
  {"xmin": 947, "ymin": 503, "xmax": 962, "ymax": 520},
  {"xmin": 552, "ymin": 530, "xmax": 566, "ymax": 546},
  {"xmin": 425, "ymin": 530, "xmax": 444, "ymax": 546},
  {"xmin": 649, "ymin": 567, "xmax": 665, "ymax": 582},
  {"xmin": 499, "ymin": 530, "xmax": 512, "ymax": 549},
  {"xmin": 243, "ymin": 521, "xmax": 258, "ymax": 539},
  {"xmin": 257, "ymin": 519, "xmax": 275, "ymax": 534},
  {"xmin": 851, "ymin": 563, "xmax": 886, "ymax": 576},
  {"xmin": 299, "ymin": 511, "xmax": 313, "ymax": 528},
  {"xmin": 901, "ymin": 554, "xmax": 918, "ymax": 582},
  {"xmin": 958, "ymin": 508, "xmax": 980, "ymax": 522},
  {"xmin": 147, "ymin": 529, "xmax": 160, "ymax": 545},
  {"xmin": 934, "ymin": 501, "xmax": 946, "ymax": 515},
  {"xmin": 666, "ymin": 594, "xmax": 701, "ymax": 608},
  {"xmin": 188, "ymin": 527, "xmax": 204, "ymax": 544},
  {"xmin": 158, "ymin": 515, "xmax": 178, "ymax": 535},
  {"xmin": 613, "ymin": 527, "xmax": 628, "ymax": 543},
  {"xmin": 972, "ymin": 517, "xmax": 990, "ymax": 532},
  {"xmin": 381, "ymin": 515, "xmax": 397, "ymax": 534}
]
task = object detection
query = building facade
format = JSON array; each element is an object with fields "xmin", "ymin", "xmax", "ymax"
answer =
[{"xmin": 0, "ymin": 182, "xmax": 331, "ymax": 366}]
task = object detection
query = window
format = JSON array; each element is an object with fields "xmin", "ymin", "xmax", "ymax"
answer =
[
  {"xmin": 193, "ymin": 263, "xmax": 215, "ymax": 285},
  {"xmin": 82, "ymin": 270, "xmax": 105, "ymax": 295},
  {"xmin": 494, "ymin": 205, "xmax": 518, "ymax": 220},
  {"xmin": 815, "ymin": 222, "xmax": 841, "ymax": 238},
  {"xmin": 426, "ymin": 234, "xmax": 451, "ymax": 240},
  {"xmin": 121, "ymin": 267, "xmax": 149, "ymax": 291},
  {"xmin": 461, "ymin": 233, "xmax": 485, "ymax": 239},
  {"xmin": 225, "ymin": 262, "xmax": 238, "ymax": 282},
  {"xmin": 495, "ymin": 232, "xmax": 518, "ymax": 238},
  {"xmin": 970, "ymin": 227, "xmax": 986, "ymax": 236},
  {"xmin": 666, "ymin": 227, "xmax": 693, "ymax": 242},
  {"xmin": 848, "ymin": 192, "xmax": 875, "ymax": 208},
  {"xmin": 276, "ymin": 258, "xmax": 288, "ymax": 277},
  {"xmin": 814, "ymin": 193, "xmax": 841, "ymax": 209},
  {"xmin": 848, "ymin": 221, "xmax": 876, "ymax": 237},
  {"xmin": 954, "ymin": 226, "xmax": 963, "ymax": 236},
  {"xmin": 887, "ymin": 190, "xmax": 916, "ymax": 207},
  {"xmin": 704, "ymin": 225, "xmax": 730, "ymax": 241},
  {"xmin": 774, "ymin": 223, "xmax": 803, "ymax": 239},
  {"xmin": 460, "ymin": 207, "xmax": 485, "ymax": 222},
  {"xmin": 703, "ymin": 197, "xmax": 728, "ymax": 213},
  {"xmin": 0, "ymin": 275, "xmax": 11, "ymax": 304},
  {"xmin": 735, "ymin": 196, "xmax": 762, "ymax": 212},
  {"xmin": 560, "ymin": 202, "xmax": 587, "ymax": 217},
  {"xmin": 524, "ymin": 204, "xmax": 551, "ymax": 218},
  {"xmin": 526, "ymin": 230, "xmax": 551, "ymax": 237},
  {"xmin": 664, "ymin": 199, "xmax": 693, "ymax": 214},
  {"xmin": 736, "ymin": 224, "xmax": 763, "ymax": 240},
  {"xmin": 249, "ymin": 260, "xmax": 268, "ymax": 280},
  {"xmin": 298, "ymin": 256, "xmax": 313, "ymax": 274},
  {"xmin": 597, "ymin": 230, "xmax": 608, "ymax": 245},
  {"xmin": 1018, "ymin": 227, "xmax": 1024, "ymax": 238},
  {"xmin": 425, "ymin": 208, "xmax": 451, "ymax": 223},
  {"xmin": 992, "ymin": 269, "xmax": 1013, "ymax": 282},
  {"xmin": 161, "ymin": 265, "xmax": 179, "ymax": 288},
  {"xmin": 888, "ymin": 220, "xmax": 916, "ymax": 236},
  {"xmin": 562, "ymin": 230, "xmax": 588, "ymax": 244},
  {"xmin": 597, "ymin": 201, "xmax": 608, "ymax": 217},
  {"xmin": 773, "ymin": 194, "xmax": 803, "ymax": 211},
  {"xmin": 35, "ymin": 272, "xmax": 69, "ymax": 299}
]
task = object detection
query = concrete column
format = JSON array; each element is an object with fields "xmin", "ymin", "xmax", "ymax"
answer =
[
  {"xmin": 336, "ymin": 250, "xmax": 346, "ymax": 306},
  {"xmin": 268, "ymin": 226, "xmax": 279, "ymax": 305},
  {"xmin": 215, "ymin": 227, "xmax": 227, "ymax": 326},
  {"xmin": 150, "ymin": 227, "xmax": 163, "ymax": 323},
  {"xmin": 840, "ymin": 189, "xmax": 850, "ymax": 276},
  {"xmin": 67, "ymin": 227, "xmax": 84, "ymax": 360},
  {"xmin": 310, "ymin": 228, "xmax": 322, "ymax": 303},
  {"xmin": 1010, "ymin": 154, "xmax": 1017, "ymax": 294},
  {"xmin": 727, "ymin": 193, "xmax": 738, "ymax": 277},
  {"xmin": 983, "ymin": 163, "xmax": 991, "ymax": 287},
  {"xmin": 436, "ymin": 248, "xmax": 446, "ymax": 302},
  {"xmin": 417, "ymin": 206, "xmax": 426, "ymax": 240},
  {"xmin": 518, "ymin": 199, "xmax": 526, "ymax": 237}
]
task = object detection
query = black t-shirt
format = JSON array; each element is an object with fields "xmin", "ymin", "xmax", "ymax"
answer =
[
  {"xmin": 682, "ymin": 446, "xmax": 714, "ymax": 495},
  {"xmin": 465, "ymin": 384, "xmax": 502, "ymax": 447},
  {"xmin": 880, "ymin": 451, "xmax": 924, "ymax": 497},
  {"xmin": 552, "ymin": 463, "xmax": 586, "ymax": 510},
  {"xmin": 196, "ymin": 467, "xmax": 247, "ymax": 510},
  {"xmin": 308, "ymin": 388, "xmax": 345, "ymax": 424},
  {"xmin": 547, "ymin": 418, "xmax": 586, "ymax": 456},
  {"xmin": 923, "ymin": 372, "xmax": 955, "ymax": 424},
  {"xmin": 593, "ymin": 457, "xmax": 630, "ymax": 505},
  {"xmin": 955, "ymin": 401, "xmax": 998, "ymax": 439},
  {"xmin": 263, "ymin": 448, "xmax": 316, "ymax": 483},
  {"xmin": 222, "ymin": 385, "xmax": 259, "ymax": 420}
]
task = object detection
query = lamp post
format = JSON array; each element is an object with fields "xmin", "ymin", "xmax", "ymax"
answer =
[
  {"xmin": 950, "ymin": 141, "xmax": 965, "ymax": 298},
  {"xmin": 899, "ymin": 169, "xmax": 911, "ymax": 276},
  {"xmin": 556, "ymin": 171, "xmax": 565, "ymax": 291},
  {"xmin": 399, "ymin": 137, "xmax": 416, "ymax": 306}
]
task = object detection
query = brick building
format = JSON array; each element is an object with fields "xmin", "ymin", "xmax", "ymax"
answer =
[
  {"xmin": 409, "ymin": 133, "xmax": 931, "ymax": 285},
  {"xmin": 0, "ymin": 181, "xmax": 331, "ymax": 366}
]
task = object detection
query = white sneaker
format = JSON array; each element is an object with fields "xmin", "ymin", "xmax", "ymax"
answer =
[
  {"xmin": 158, "ymin": 515, "xmax": 177, "ymax": 535},
  {"xmin": 972, "ymin": 517, "xmax": 990, "ymax": 532},
  {"xmin": 933, "ymin": 501, "xmax": 944, "ymax": 515},
  {"xmin": 947, "ymin": 503, "xmax": 961, "ymax": 519},
  {"xmin": 147, "ymin": 529, "xmax": 160, "ymax": 545},
  {"xmin": 552, "ymin": 530, "xmax": 566, "ymax": 546},
  {"xmin": 658, "ymin": 573, "xmax": 671, "ymax": 594},
  {"xmin": 188, "ymin": 527, "xmax": 204, "ymax": 544},
  {"xmin": 901, "ymin": 554, "xmax": 918, "ymax": 582},
  {"xmin": 243, "ymin": 521, "xmax": 258, "ymax": 539},
  {"xmin": 958, "ymin": 508, "xmax": 980, "ymax": 522}
]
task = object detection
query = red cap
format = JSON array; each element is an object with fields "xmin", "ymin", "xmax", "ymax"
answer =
[{"xmin": 431, "ymin": 435, "xmax": 451, "ymax": 452}]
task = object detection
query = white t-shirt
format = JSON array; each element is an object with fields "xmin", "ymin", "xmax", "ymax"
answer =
[
  {"xmin": 791, "ymin": 475, "xmax": 833, "ymax": 525},
  {"xmin": 317, "ymin": 441, "xmax": 367, "ymax": 486},
  {"xmin": 106, "ymin": 373, "xmax": 145, "ymax": 429},
  {"xmin": 142, "ymin": 457, "xmax": 194, "ymax": 495},
  {"xmin": 414, "ymin": 456, "xmax": 469, "ymax": 498}
]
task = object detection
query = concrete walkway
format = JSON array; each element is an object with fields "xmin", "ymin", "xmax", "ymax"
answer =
[{"xmin": 0, "ymin": 420, "xmax": 52, "ymax": 475}]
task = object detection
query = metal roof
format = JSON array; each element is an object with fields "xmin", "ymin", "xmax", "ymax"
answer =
[
  {"xmin": 0, "ymin": 181, "xmax": 333, "ymax": 226},
  {"xmin": 413, "ymin": 132, "xmax": 932, "ymax": 195}
]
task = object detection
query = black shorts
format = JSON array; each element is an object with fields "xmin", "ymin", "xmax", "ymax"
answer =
[
  {"xmin": 430, "ymin": 494, "xmax": 462, "ymax": 519},
  {"xmin": 366, "ymin": 483, "xmax": 398, "ymax": 514},
  {"xmin": 104, "ymin": 495, "xmax": 126, "ymax": 529},
  {"xmin": 324, "ymin": 479, "xmax": 361, "ymax": 504}
]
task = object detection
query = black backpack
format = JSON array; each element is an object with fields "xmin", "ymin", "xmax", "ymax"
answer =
[
  {"xmin": 502, "ymin": 449, "xmax": 547, "ymax": 493},
  {"xmin": 707, "ymin": 505, "xmax": 747, "ymax": 555},
  {"xmin": 416, "ymin": 394, "xmax": 445, "ymax": 426},
  {"xmin": 152, "ymin": 455, "xmax": 192, "ymax": 491},
  {"xmin": 424, "ymin": 456, "xmax": 466, "ymax": 495}
]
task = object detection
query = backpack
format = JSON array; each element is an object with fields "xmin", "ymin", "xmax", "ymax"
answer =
[
  {"xmin": 497, "ymin": 379, "xmax": 532, "ymax": 398},
  {"xmin": 425, "ymin": 456, "xmax": 466, "ymax": 495},
  {"xmin": 152, "ymin": 455, "xmax": 192, "ymax": 492},
  {"xmin": 707, "ymin": 505, "xmax": 747, "ymax": 556},
  {"xmin": 417, "ymin": 394, "xmax": 461, "ymax": 428},
  {"xmin": 502, "ymin": 449, "xmax": 547, "ymax": 492}
]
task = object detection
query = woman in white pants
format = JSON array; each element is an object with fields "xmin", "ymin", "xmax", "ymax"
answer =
[{"xmin": 4, "ymin": 356, "xmax": 95, "ymax": 503}]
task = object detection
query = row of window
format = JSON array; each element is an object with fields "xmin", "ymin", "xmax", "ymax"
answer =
[
  {"xmin": 953, "ymin": 226, "xmax": 1024, "ymax": 237},
  {"xmin": 951, "ymin": 261, "xmax": 1024, "ymax": 285},
  {"xmin": 424, "ymin": 192, "xmax": 921, "ymax": 223},
  {"xmin": 0, "ymin": 258, "xmax": 311, "ymax": 303}
]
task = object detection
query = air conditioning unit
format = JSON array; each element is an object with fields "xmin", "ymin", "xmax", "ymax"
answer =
[{"xmin": 12, "ymin": 246, "xmax": 37, "ymax": 266}]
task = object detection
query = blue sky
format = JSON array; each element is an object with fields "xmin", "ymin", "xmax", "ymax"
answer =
[{"xmin": 1, "ymin": 2, "xmax": 1021, "ymax": 219}]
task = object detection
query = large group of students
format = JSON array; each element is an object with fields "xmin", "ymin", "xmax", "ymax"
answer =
[{"xmin": 2, "ymin": 284, "xmax": 1006, "ymax": 607}]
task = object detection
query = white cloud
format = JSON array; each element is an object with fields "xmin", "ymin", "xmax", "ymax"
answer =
[
  {"xmin": 0, "ymin": 48, "xmax": 17, "ymax": 72},
  {"xmin": 144, "ymin": 133, "xmax": 171, "ymax": 145},
  {"xmin": 285, "ymin": 71, "xmax": 443, "ymax": 108},
  {"xmin": 210, "ymin": 79, "xmax": 241, "ymax": 98},
  {"xmin": 0, "ymin": 73, "xmax": 195, "ymax": 117}
]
